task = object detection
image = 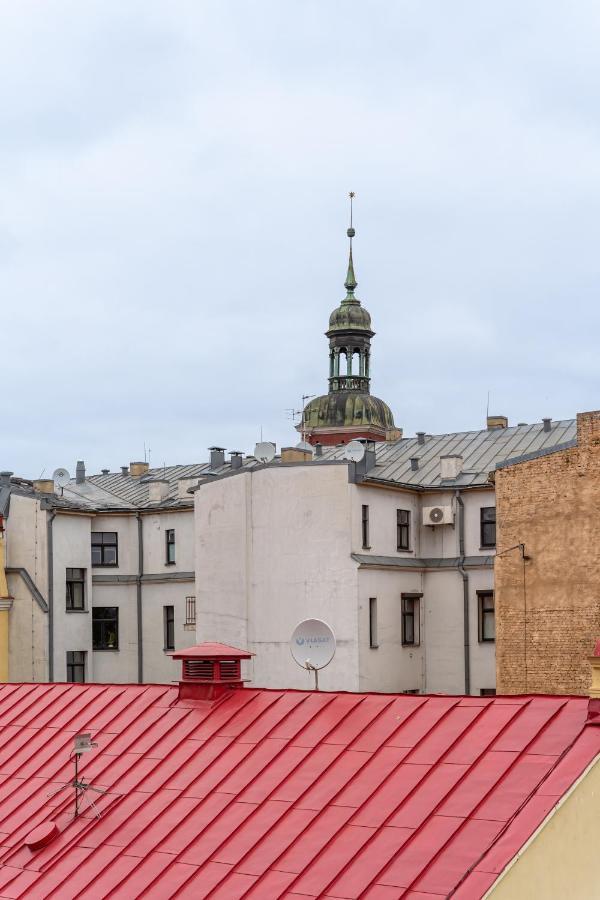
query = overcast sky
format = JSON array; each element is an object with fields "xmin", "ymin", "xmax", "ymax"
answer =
[{"xmin": 3, "ymin": 2, "xmax": 600, "ymax": 478}]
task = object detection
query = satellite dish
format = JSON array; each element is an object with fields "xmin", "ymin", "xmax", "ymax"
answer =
[
  {"xmin": 290, "ymin": 619, "xmax": 336, "ymax": 689},
  {"xmin": 343, "ymin": 440, "xmax": 365, "ymax": 463},
  {"xmin": 254, "ymin": 441, "xmax": 276, "ymax": 463},
  {"xmin": 53, "ymin": 468, "xmax": 71, "ymax": 488},
  {"xmin": 295, "ymin": 441, "xmax": 314, "ymax": 454}
]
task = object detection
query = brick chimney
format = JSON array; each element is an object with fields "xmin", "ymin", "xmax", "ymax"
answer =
[{"xmin": 173, "ymin": 642, "xmax": 253, "ymax": 701}]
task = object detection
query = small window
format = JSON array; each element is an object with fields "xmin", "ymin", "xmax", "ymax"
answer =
[
  {"xmin": 92, "ymin": 607, "xmax": 119, "ymax": 650},
  {"xmin": 361, "ymin": 505, "xmax": 370, "ymax": 549},
  {"xmin": 480, "ymin": 688, "xmax": 496, "ymax": 697},
  {"xmin": 164, "ymin": 605, "xmax": 175, "ymax": 651},
  {"xmin": 185, "ymin": 596, "xmax": 196, "ymax": 626},
  {"xmin": 401, "ymin": 594, "xmax": 421, "ymax": 646},
  {"xmin": 66, "ymin": 568, "xmax": 86, "ymax": 611},
  {"xmin": 369, "ymin": 598, "xmax": 378, "ymax": 648},
  {"xmin": 480, "ymin": 507, "xmax": 496, "ymax": 548},
  {"xmin": 478, "ymin": 591, "xmax": 495, "ymax": 642},
  {"xmin": 91, "ymin": 532, "xmax": 118, "ymax": 567},
  {"xmin": 165, "ymin": 529, "xmax": 176, "ymax": 564},
  {"xmin": 397, "ymin": 509, "xmax": 410, "ymax": 551},
  {"xmin": 66, "ymin": 650, "xmax": 86, "ymax": 683}
]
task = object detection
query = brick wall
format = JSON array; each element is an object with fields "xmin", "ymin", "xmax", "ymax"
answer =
[{"xmin": 495, "ymin": 411, "xmax": 600, "ymax": 694}]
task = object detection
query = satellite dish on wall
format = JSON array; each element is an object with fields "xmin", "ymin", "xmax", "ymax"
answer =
[
  {"xmin": 343, "ymin": 440, "xmax": 365, "ymax": 462},
  {"xmin": 254, "ymin": 442, "xmax": 276, "ymax": 463},
  {"xmin": 290, "ymin": 618, "xmax": 336, "ymax": 689},
  {"xmin": 53, "ymin": 468, "xmax": 71, "ymax": 488}
]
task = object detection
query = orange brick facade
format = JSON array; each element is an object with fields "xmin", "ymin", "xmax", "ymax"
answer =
[{"xmin": 495, "ymin": 411, "xmax": 600, "ymax": 694}]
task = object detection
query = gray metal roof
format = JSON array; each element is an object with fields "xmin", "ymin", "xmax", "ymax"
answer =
[{"xmin": 320, "ymin": 419, "xmax": 576, "ymax": 488}]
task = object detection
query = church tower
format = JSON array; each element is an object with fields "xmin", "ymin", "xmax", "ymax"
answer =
[{"xmin": 298, "ymin": 197, "xmax": 401, "ymax": 446}]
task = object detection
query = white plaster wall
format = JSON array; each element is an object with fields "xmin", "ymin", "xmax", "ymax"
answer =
[
  {"xmin": 357, "ymin": 567, "xmax": 424, "ymax": 692},
  {"xmin": 92, "ymin": 514, "xmax": 137, "ymax": 574},
  {"xmin": 140, "ymin": 581, "xmax": 194, "ymax": 684},
  {"xmin": 91, "ymin": 583, "xmax": 138, "ymax": 682},
  {"xmin": 422, "ymin": 569, "xmax": 464, "ymax": 693},
  {"xmin": 351, "ymin": 484, "xmax": 421, "ymax": 557},
  {"xmin": 142, "ymin": 509, "xmax": 194, "ymax": 573},
  {"xmin": 5, "ymin": 494, "xmax": 48, "ymax": 681},
  {"xmin": 463, "ymin": 488, "xmax": 496, "ymax": 556},
  {"xmin": 195, "ymin": 465, "xmax": 360, "ymax": 691},
  {"xmin": 52, "ymin": 513, "xmax": 94, "ymax": 681},
  {"xmin": 419, "ymin": 491, "xmax": 458, "ymax": 558}
]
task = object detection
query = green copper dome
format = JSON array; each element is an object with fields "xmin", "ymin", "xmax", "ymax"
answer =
[{"xmin": 302, "ymin": 392, "xmax": 395, "ymax": 432}]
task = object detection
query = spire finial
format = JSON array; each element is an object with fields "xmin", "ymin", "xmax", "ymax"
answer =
[{"xmin": 344, "ymin": 191, "xmax": 357, "ymax": 297}]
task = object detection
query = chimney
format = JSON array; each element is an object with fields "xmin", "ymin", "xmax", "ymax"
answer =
[
  {"xmin": 75, "ymin": 460, "xmax": 86, "ymax": 484},
  {"xmin": 147, "ymin": 479, "xmax": 170, "ymax": 502},
  {"xmin": 440, "ymin": 455, "xmax": 463, "ymax": 480},
  {"xmin": 121, "ymin": 466, "xmax": 129, "ymax": 477},
  {"xmin": 314, "ymin": 443, "xmax": 323, "ymax": 457},
  {"xmin": 410, "ymin": 457, "xmax": 419, "ymax": 471},
  {"xmin": 230, "ymin": 452, "xmax": 243, "ymax": 470},
  {"xmin": 487, "ymin": 415, "xmax": 508, "ymax": 430},
  {"xmin": 209, "ymin": 447, "xmax": 226, "ymax": 470},
  {"xmin": 177, "ymin": 476, "xmax": 198, "ymax": 499},
  {"xmin": 130, "ymin": 461, "xmax": 150, "ymax": 478},
  {"xmin": 0, "ymin": 472, "xmax": 13, "ymax": 487},
  {"xmin": 542, "ymin": 417, "xmax": 552, "ymax": 433},
  {"xmin": 33, "ymin": 479, "xmax": 55, "ymax": 495},
  {"xmin": 416, "ymin": 432, "xmax": 426, "ymax": 445},
  {"xmin": 281, "ymin": 446, "xmax": 313, "ymax": 463},
  {"xmin": 173, "ymin": 642, "xmax": 253, "ymax": 701},
  {"xmin": 101, "ymin": 469, "xmax": 109, "ymax": 475}
]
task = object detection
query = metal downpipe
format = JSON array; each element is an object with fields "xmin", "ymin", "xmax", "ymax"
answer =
[
  {"xmin": 455, "ymin": 490, "xmax": 470, "ymax": 695},
  {"xmin": 47, "ymin": 509, "xmax": 56, "ymax": 682}
]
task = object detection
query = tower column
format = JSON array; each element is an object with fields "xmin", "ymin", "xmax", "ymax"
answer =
[
  {"xmin": 346, "ymin": 351, "xmax": 352, "ymax": 376},
  {"xmin": 329, "ymin": 350, "xmax": 334, "ymax": 378}
]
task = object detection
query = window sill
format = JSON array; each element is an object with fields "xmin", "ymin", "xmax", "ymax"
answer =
[
  {"xmin": 93, "ymin": 648, "xmax": 120, "ymax": 652},
  {"xmin": 184, "ymin": 623, "xmax": 196, "ymax": 631},
  {"xmin": 165, "ymin": 562, "xmax": 176, "ymax": 567},
  {"xmin": 66, "ymin": 609, "xmax": 89, "ymax": 614},
  {"xmin": 402, "ymin": 643, "xmax": 420, "ymax": 648},
  {"xmin": 479, "ymin": 547, "xmax": 496, "ymax": 552},
  {"xmin": 369, "ymin": 644, "xmax": 379, "ymax": 650},
  {"xmin": 479, "ymin": 639, "xmax": 496, "ymax": 644},
  {"xmin": 163, "ymin": 649, "xmax": 175, "ymax": 655},
  {"xmin": 362, "ymin": 546, "xmax": 371, "ymax": 551},
  {"xmin": 396, "ymin": 549, "xmax": 414, "ymax": 554},
  {"xmin": 92, "ymin": 564, "xmax": 119, "ymax": 569}
]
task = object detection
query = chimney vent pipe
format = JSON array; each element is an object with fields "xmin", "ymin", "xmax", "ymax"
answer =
[
  {"xmin": 410, "ymin": 458, "xmax": 419, "ymax": 471},
  {"xmin": 230, "ymin": 452, "xmax": 243, "ymax": 470},
  {"xmin": 416, "ymin": 432, "xmax": 425, "ymax": 445},
  {"xmin": 121, "ymin": 466, "xmax": 129, "ymax": 477},
  {"xmin": 543, "ymin": 417, "xmax": 552, "ymax": 432},
  {"xmin": 209, "ymin": 447, "xmax": 226, "ymax": 470},
  {"xmin": 75, "ymin": 460, "xmax": 85, "ymax": 484}
]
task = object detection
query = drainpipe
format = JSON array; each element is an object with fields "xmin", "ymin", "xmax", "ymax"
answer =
[
  {"xmin": 136, "ymin": 512, "xmax": 143, "ymax": 683},
  {"xmin": 47, "ymin": 510, "xmax": 56, "ymax": 682},
  {"xmin": 455, "ymin": 490, "xmax": 470, "ymax": 695}
]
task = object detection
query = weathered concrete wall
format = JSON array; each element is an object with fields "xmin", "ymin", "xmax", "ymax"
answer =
[{"xmin": 495, "ymin": 410, "xmax": 600, "ymax": 694}]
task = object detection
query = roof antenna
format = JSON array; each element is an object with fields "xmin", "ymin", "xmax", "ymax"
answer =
[
  {"xmin": 486, "ymin": 390, "xmax": 490, "ymax": 420},
  {"xmin": 47, "ymin": 733, "xmax": 106, "ymax": 818}
]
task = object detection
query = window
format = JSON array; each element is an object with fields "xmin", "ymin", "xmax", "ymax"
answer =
[
  {"xmin": 164, "ymin": 605, "xmax": 175, "ymax": 651},
  {"xmin": 369, "ymin": 598, "xmax": 378, "ymax": 648},
  {"xmin": 397, "ymin": 509, "xmax": 410, "ymax": 551},
  {"xmin": 185, "ymin": 596, "xmax": 196, "ymax": 626},
  {"xmin": 478, "ymin": 591, "xmax": 495, "ymax": 642},
  {"xmin": 361, "ymin": 505, "xmax": 370, "ymax": 549},
  {"xmin": 165, "ymin": 529, "xmax": 176, "ymax": 564},
  {"xmin": 92, "ymin": 607, "xmax": 119, "ymax": 650},
  {"xmin": 66, "ymin": 651, "xmax": 86, "ymax": 683},
  {"xmin": 401, "ymin": 594, "xmax": 421, "ymax": 646},
  {"xmin": 480, "ymin": 507, "xmax": 496, "ymax": 548},
  {"xmin": 91, "ymin": 532, "xmax": 118, "ymax": 566},
  {"xmin": 66, "ymin": 568, "xmax": 86, "ymax": 611},
  {"xmin": 480, "ymin": 688, "xmax": 496, "ymax": 697}
]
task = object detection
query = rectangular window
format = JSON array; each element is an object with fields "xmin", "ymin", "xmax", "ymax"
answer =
[
  {"xmin": 480, "ymin": 688, "xmax": 496, "ymax": 697},
  {"xmin": 478, "ymin": 591, "xmax": 495, "ymax": 642},
  {"xmin": 369, "ymin": 597, "xmax": 378, "ymax": 648},
  {"xmin": 480, "ymin": 507, "xmax": 496, "ymax": 548},
  {"xmin": 185, "ymin": 596, "xmax": 196, "ymax": 626},
  {"xmin": 92, "ymin": 607, "xmax": 119, "ymax": 650},
  {"xmin": 91, "ymin": 532, "xmax": 118, "ymax": 567},
  {"xmin": 165, "ymin": 529, "xmax": 176, "ymax": 564},
  {"xmin": 66, "ymin": 650, "xmax": 86, "ymax": 683},
  {"xmin": 164, "ymin": 605, "xmax": 175, "ymax": 651},
  {"xmin": 361, "ymin": 505, "xmax": 370, "ymax": 549},
  {"xmin": 66, "ymin": 568, "xmax": 86, "ymax": 611},
  {"xmin": 397, "ymin": 509, "xmax": 410, "ymax": 551},
  {"xmin": 401, "ymin": 594, "xmax": 421, "ymax": 646}
]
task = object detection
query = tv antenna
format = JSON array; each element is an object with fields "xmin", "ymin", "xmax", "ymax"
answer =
[
  {"xmin": 47, "ymin": 733, "xmax": 106, "ymax": 818},
  {"xmin": 290, "ymin": 618, "xmax": 336, "ymax": 690}
]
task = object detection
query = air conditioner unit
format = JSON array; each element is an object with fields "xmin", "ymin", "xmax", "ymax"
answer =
[{"xmin": 423, "ymin": 505, "xmax": 454, "ymax": 526}]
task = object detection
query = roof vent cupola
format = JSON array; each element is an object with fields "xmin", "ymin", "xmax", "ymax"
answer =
[{"xmin": 173, "ymin": 642, "xmax": 253, "ymax": 701}]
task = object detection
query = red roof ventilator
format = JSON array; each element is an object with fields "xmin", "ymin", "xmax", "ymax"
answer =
[{"xmin": 173, "ymin": 642, "xmax": 253, "ymax": 701}]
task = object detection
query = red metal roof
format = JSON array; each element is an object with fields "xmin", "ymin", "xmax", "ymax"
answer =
[{"xmin": 0, "ymin": 683, "xmax": 597, "ymax": 899}]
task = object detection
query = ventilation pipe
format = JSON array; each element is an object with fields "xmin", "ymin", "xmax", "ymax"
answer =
[
  {"xmin": 410, "ymin": 458, "xmax": 419, "ymax": 471},
  {"xmin": 209, "ymin": 447, "xmax": 226, "ymax": 470},
  {"xmin": 75, "ymin": 460, "xmax": 86, "ymax": 484},
  {"xmin": 230, "ymin": 452, "xmax": 243, "ymax": 470},
  {"xmin": 173, "ymin": 642, "xmax": 253, "ymax": 701},
  {"xmin": 101, "ymin": 469, "xmax": 110, "ymax": 475},
  {"xmin": 543, "ymin": 418, "xmax": 552, "ymax": 432},
  {"xmin": 121, "ymin": 466, "xmax": 129, "ymax": 477},
  {"xmin": 416, "ymin": 432, "xmax": 426, "ymax": 445},
  {"xmin": 314, "ymin": 443, "xmax": 323, "ymax": 457}
]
